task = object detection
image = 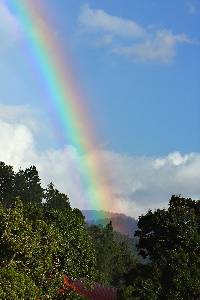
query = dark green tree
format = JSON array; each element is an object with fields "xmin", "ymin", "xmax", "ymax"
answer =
[
  {"xmin": 119, "ymin": 195, "xmax": 200, "ymax": 300},
  {"xmin": 44, "ymin": 182, "xmax": 70, "ymax": 209},
  {"xmin": 0, "ymin": 162, "xmax": 15, "ymax": 207},
  {"xmin": 14, "ymin": 166, "xmax": 43, "ymax": 204}
]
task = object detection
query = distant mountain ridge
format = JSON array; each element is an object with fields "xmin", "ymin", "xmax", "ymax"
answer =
[{"xmin": 82, "ymin": 210, "xmax": 138, "ymax": 237}]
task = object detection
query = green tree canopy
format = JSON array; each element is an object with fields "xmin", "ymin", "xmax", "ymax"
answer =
[
  {"xmin": 0, "ymin": 162, "xmax": 15, "ymax": 207},
  {"xmin": 0, "ymin": 162, "xmax": 96, "ymax": 299},
  {"xmin": 14, "ymin": 166, "xmax": 43, "ymax": 204},
  {"xmin": 119, "ymin": 195, "xmax": 200, "ymax": 300},
  {"xmin": 88, "ymin": 221, "xmax": 136, "ymax": 287}
]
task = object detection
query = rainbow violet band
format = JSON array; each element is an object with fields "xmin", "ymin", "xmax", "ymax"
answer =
[{"xmin": 10, "ymin": 0, "xmax": 114, "ymax": 214}]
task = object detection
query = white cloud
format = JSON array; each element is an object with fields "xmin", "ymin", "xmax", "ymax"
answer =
[
  {"xmin": 0, "ymin": 104, "xmax": 29, "ymax": 120},
  {"xmin": 153, "ymin": 151, "xmax": 192, "ymax": 168},
  {"xmin": 0, "ymin": 115, "xmax": 88, "ymax": 208},
  {"xmin": 78, "ymin": 4, "xmax": 193, "ymax": 63},
  {"xmin": 0, "ymin": 104, "xmax": 40, "ymax": 132},
  {"xmin": 0, "ymin": 104, "xmax": 31, "ymax": 122},
  {"xmin": 0, "ymin": 119, "xmax": 36, "ymax": 169},
  {"xmin": 0, "ymin": 1, "xmax": 21, "ymax": 48},
  {"xmin": 100, "ymin": 150, "xmax": 200, "ymax": 216},
  {"xmin": 115, "ymin": 30, "xmax": 191, "ymax": 63},
  {"xmin": 79, "ymin": 4, "xmax": 146, "ymax": 38},
  {"xmin": 1, "ymin": 106, "xmax": 200, "ymax": 218}
]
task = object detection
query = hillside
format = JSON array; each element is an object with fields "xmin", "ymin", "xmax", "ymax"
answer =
[{"xmin": 82, "ymin": 210, "xmax": 138, "ymax": 238}]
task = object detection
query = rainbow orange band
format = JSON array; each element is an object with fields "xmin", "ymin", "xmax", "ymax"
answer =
[{"xmin": 10, "ymin": 0, "xmax": 114, "ymax": 214}]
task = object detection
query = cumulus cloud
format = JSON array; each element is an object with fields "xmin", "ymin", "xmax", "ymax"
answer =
[
  {"xmin": 0, "ymin": 1, "xmax": 21, "ymax": 49},
  {"xmin": 78, "ymin": 4, "xmax": 193, "ymax": 63},
  {"xmin": 0, "ymin": 116, "xmax": 88, "ymax": 209},
  {"xmin": 153, "ymin": 151, "xmax": 192, "ymax": 168},
  {"xmin": 0, "ymin": 119, "xmax": 36, "ymax": 169},
  {"xmin": 0, "ymin": 104, "xmax": 45, "ymax": 134},
  {"xmin": 1, "ymin": 106, "xmax": 200, "ymax": 217}
]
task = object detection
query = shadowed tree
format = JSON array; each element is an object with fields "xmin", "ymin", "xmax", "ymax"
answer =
[
  {"xmin": 44, "ymin": 182, "xmax": 70, "ymax": 209},
  {"xmin": 14, "ymin": 166, "xmax": 43, "ymax": 204},
  {"xmin": 118, "ymin": 195, "xmax": 200, "ymax": 300},
  {"xmin": 0, "ymin": 162, "xmax": 15, "ymax": 207}
]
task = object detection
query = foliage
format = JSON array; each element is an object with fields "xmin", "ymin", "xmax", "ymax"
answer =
[
  {"xmin": 43, "ymin": 193, "xmax": 96, "ymax": 281},
  {"xmin": 0, "ymin": 162, "xmax": 96, "ymax": 299},
  {"xmin": 14, "ymin": 166, "xmax": 43, "ymax": 204},
  {"xmin": 0, "ymin": 267, "xmax": 38, "ymax": 299},
  {"xmin": 0, "ymin": 198, "xmax": 62, "ymax": 299},
  {"xmin": 3, "ymin": 160, "xmax": 199, "ymax": 300},
  {"xmin": 88, "ymin": 221, "xmax": 136, "ymax": 287},
  {"xmin": 119, "ymin": 195, "xmax": 200, "ymax": 300},
  {"xmin": 0, "ymin": 162, "xmax": 15, "ymax": 207}
]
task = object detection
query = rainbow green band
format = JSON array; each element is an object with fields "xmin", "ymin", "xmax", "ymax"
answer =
[{"xmin": 10, "ymin": 0, "xmax": 114, "ymax": 215}]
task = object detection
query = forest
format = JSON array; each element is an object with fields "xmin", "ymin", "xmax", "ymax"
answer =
[{"xmin": 0, "ymin": 161, "xmax": 199, "ymax": 300}]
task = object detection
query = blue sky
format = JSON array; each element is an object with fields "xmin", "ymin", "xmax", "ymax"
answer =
[
  {"xmin": 0, "ymin": 0, "xmax": 199, "ymax": 216},
  {"xmin": 47, "ymin": 0, "xmax": 200, "ymax": 155}
]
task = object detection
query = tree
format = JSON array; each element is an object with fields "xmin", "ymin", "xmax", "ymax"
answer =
[
  {"xmin": 44, "ymin": 182, "xmax": 70, "ymax": 210},
  {"xmin": 14, "ymin": 166, "xmax": 43, "ymax": 204},
  {"xmin": 119, "ymin": 195, "xmax": 200, "ymax": 300},
  {"xmin": 0, "ymin": 162, "xmax": 15, "ymax": 207},
  {"xmin": 0, "ymin": 267, "xmax": 38, "ymax": 299},
  {"xmin": 0, "ymin": 199, "xmax": 62, "ymax": 299},
  {"xmin": 0, "ymin": 162, "xmax": 96, "ymax": 299},
  {"xmin": 43, "ymin": 202, "xmax": 96, "ymax": 284},
  {"xmin": 88, "ymin": 221, "xmax": 136, "ymax": 287}
]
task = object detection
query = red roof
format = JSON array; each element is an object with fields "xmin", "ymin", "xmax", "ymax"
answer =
[{"xmin": 61, "ymin": 276, "xmax": 117, "ymax": 300}]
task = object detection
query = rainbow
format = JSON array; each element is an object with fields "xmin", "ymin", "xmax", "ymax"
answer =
[{"xmin": 10, "ymin": 0, "xmax": 114, "ymax": 214}]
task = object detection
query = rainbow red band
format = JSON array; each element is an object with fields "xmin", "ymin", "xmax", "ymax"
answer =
[{"xmin": 10, "ymin": 0, "xmax": 114, "ymax": 213}]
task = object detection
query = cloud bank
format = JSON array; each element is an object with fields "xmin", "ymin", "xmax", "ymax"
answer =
[
  {"xmin": 78, "ymin": 4, "xmax": 192, "ymax": 63},
  {"xmin": 0, "ymin": 105, "xmax": 200, "ymax": 217}
]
